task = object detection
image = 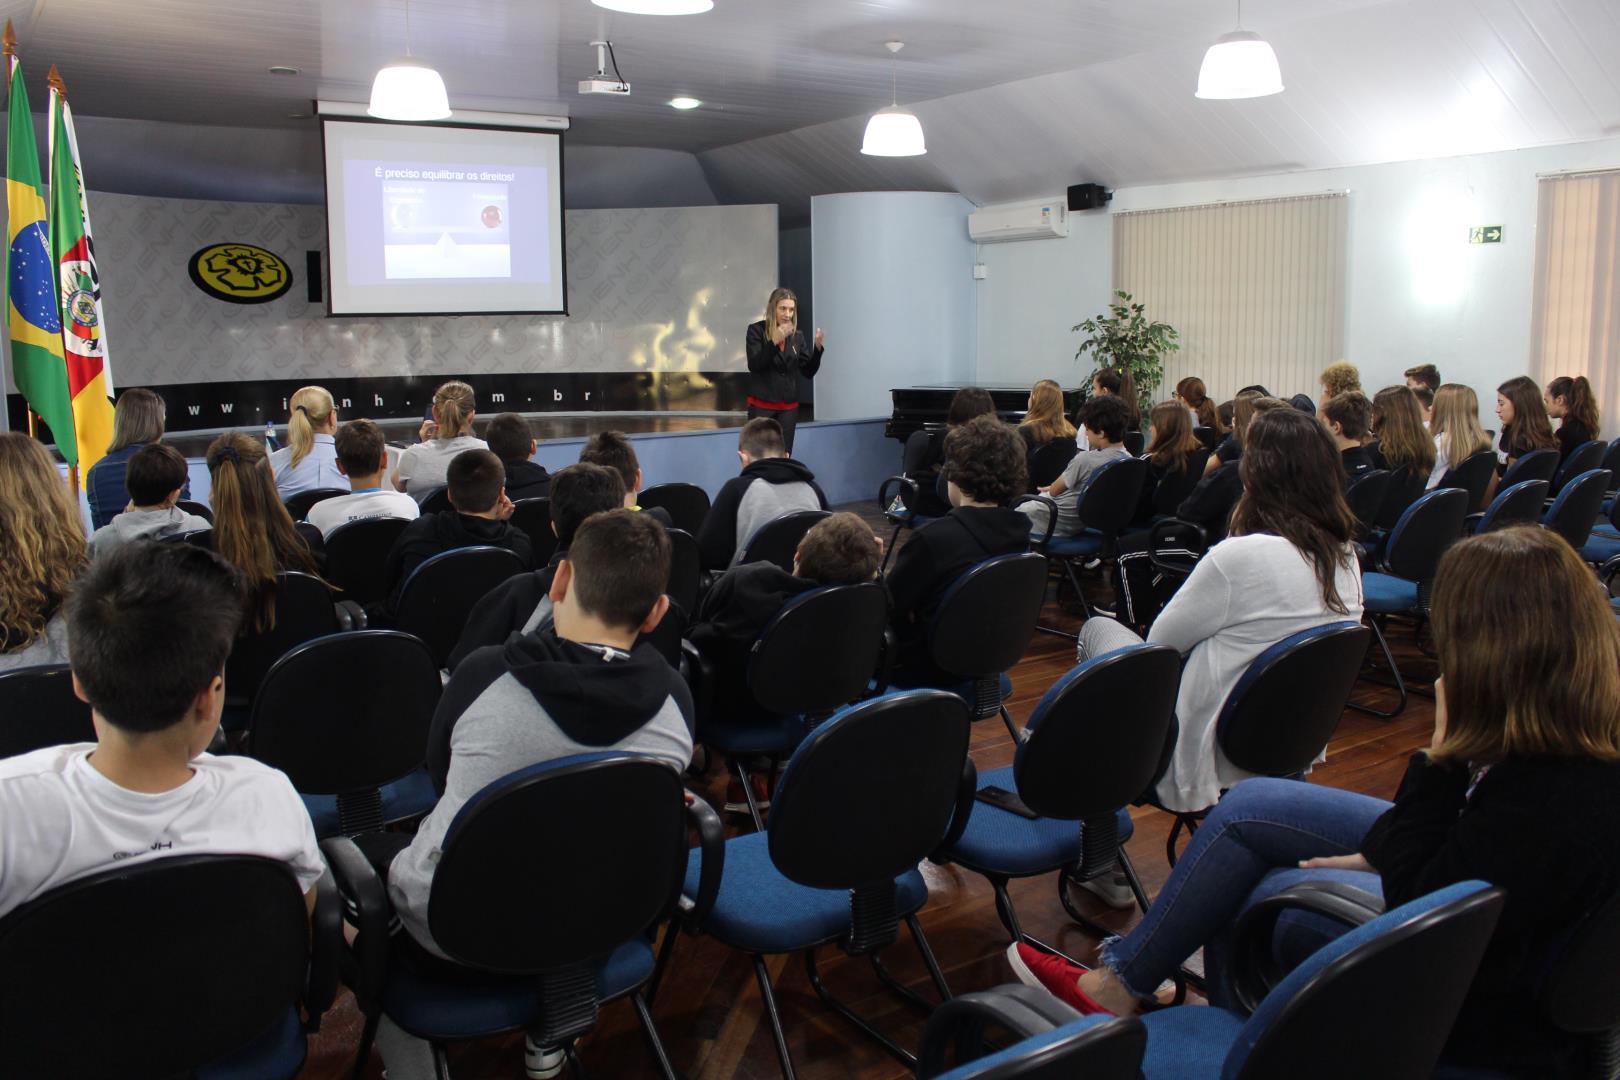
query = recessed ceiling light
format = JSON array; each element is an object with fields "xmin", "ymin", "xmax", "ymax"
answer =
[
  {"xmin": 668, "ymin": 96, "xmax": 701, "ymax": 110},
  {"xmin": 591, "ymin": 0, "xmax": 714, "ymax": 13},
  {"xmin": 268, "ymin": 65, "xmax": 300, "ymax": 76},
  {"xmin": 287, "ymin": 112, "xmax": 309, "ymax": 120}
]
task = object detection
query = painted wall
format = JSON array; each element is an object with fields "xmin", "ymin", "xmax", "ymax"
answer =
[{"xmin": 811, "ymin": 191, "xmax": 978, "ymax": 421}]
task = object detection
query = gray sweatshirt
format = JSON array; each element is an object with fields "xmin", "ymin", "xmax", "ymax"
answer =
[{"xmin": 87, "ymin": 506, "xmax": 212, "ymax": 557}]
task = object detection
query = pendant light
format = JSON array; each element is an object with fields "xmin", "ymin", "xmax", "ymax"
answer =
[
  {"xmin": 591, "ymin": 0, "xmax": 714, "ymax": 13},
  {"xmin": 1195, "ymin": 0, "xmax": 1283, "ymax": 100},
  {"xmin": 861, "ymin": 41, "xmax": 926, "ymax": 157},
  {"xmin": 368, "ymin": 0, "xmax": 451, "ymax": 121}
]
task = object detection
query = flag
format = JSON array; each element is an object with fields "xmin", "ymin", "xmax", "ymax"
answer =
[
  {"xmin": 5, "ymin": 40, "xmax": 74, "ymax": 463},
  {"xmin": 48, "ymin": 66, "xmax": 111, "ymax": 473}
]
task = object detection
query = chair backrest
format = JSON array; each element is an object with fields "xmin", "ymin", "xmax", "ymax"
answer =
[
  {"xmin": 429, "ymin": 754, "xmax": 687, "ymax": 972},
  {"xmin": 1383, "ymin": 487, "xmax": 1469, "ymax": 583},
  {"xmin": 1601, "ymin": 438, "xmax": 1620, "ymax": 486},
  {"xmin": 1193, "ymin": 425, "xmax": 1221, "ymax": 451},
  {"xmin": 1216, "ymin": 622, "xmax": 1372, "ymax": 779},
  {"xmin": 248, "ymin": 631, "xmax": 440, "ymax": 794},
  {"xmin": 1122, "ymin": 430, "xmax": 1145, "ymax": 457},
  {"xmin": 1152, "ymin": 448, "xmax": 1212, "ymax": 515},
  {"xmin": 1229, "ymin": 882, "xmax": 1504, "ymax": 1079},
  {"xmin": 639, "ymin": 482, "xmax": 711, "ymax": 535},
  {"xmin": 394, "ymin": 546, "xmax": 527, "ymax": 667},
  {"xmin": 1074, "ymin": 456, "xmax": 1149, "ymax": 536},
  {"xmin": 322, "ymin": 516, "xmax": 413, "ymax": 606},
  {"xmin": 1551, "ymin": 439, "xmax": 1606, "ymax": 496},
  {"xmin": 1540, "ymin": 887, "xmax": 1620, "ymax": 1034},
  {"xmin": 509, "ymin": 497, "xmax": 556, "ymax": 568},
  {"xmin": 283, "ymin": 486, "xmax": 349, "ymax": 522},
  {"xmin": 1028, "ymin": 438, "xmax": 1078, "ymax": 488},
  {"xmin": 768, "ymin": 689, "xmax": 971, "ymax": 889},
  {"xmin": 1344, "ymin": 469, "xmax": 1391, "ymax": 532},
  {"xmin": 1373, "ymin": 466, "xmax": 1426, "ymax": 533},
  {"xmin": 0, "ymin": 664, "xmax": 96, "ymax": 759},
  {"xmin": 1475, "ymin": 479, "xmax": 1550, "ymax": 535},
  {"xmin": 0, "ymin": 855, "xmax": 310, "ymax": 1078},
  {"xmin": 665, "ymin": 527, "xmax": 702, "ymax": 614},
  {"xmin": 1015, "ymin": 644, "xmax": 1181, "ymax": 819},
  {"xmin": 919, "ymin": 991, "xmax": 1147, "ymax": 1080},
  {"xmin": 176, "ymin": 498, "xmax": 214, "ymax": 523},
  {"xmin": 748, "ymin": 582, "xmax": 889, "ymax": 716},
  {"xmin": 1501, "ymin": 447, "xmax": 1559, "ymax": 488},
  {"xmin": 1544, "ymin": 468, "xmax": 1611, "ymax": 551},
  {"xmin": 740, "ymin": 509, "xmax": 832, "ymax": 573},
  {"xmin": 417, "ymin": 485, "xmax": 453, "ymax": 515},
  {"xmin": 225, "ymin": 571, "xmax": 342, "ymax": 706},
  {"xmin": 928, "ymin": 553, "xmax": 1049, "ymax": 679},
  {"xmin": 641, "ymin": 598, "xmax": 686, "ymax": 669},
  {"xmin": 1436, "ymin": 449, "xmax": 1497, "ymax": 513}
]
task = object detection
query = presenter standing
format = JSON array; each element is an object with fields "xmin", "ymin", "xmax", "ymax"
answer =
[{"xmin": 745, "ymin": 287, "xmax": 823, "ymax": 453}]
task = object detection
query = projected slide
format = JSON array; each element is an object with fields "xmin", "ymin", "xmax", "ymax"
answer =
[{"xmin": 377, "ymin": 169, "xmax": 513, "ymax": 279}]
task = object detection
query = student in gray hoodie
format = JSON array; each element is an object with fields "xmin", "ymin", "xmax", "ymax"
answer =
[
  {"xmin": 697, "ymin": 417, "xmax": 828, "ymax": 570},
  {"xmin": 87, "ymin": 444, "xmax": 210, "ymax": 558}
]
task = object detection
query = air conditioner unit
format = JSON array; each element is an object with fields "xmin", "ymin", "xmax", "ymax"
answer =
[{"xmin": 967, "ymin": 201, "xmax": 1069, "ymax": 243}]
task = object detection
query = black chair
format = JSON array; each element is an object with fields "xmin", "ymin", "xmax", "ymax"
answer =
[
  {"xmin": 1500, "ymin": 447, "xmax": 1559, "ymax": 489},
  {"xmin": 1435, "ymin": 449, "xmax": 1498, "ymax": 513},
  {"xmin": 879, "ymin": 474, "xmax": 923, "ymax": 571},
  {"xmin": 324, "ymin": 754, "xmax": 696, "ymax": 1079},
  {"xmin": 1028, "ymin": 437, "xmax": 1079, "ymax": 489},
  {"xmin": 509, "ymin": 497, "xmax": 557, "ymax": 568},
  {"xmin": 394, "ymin": 546, "xmax": 527, "ymax": 668},
  {"xmin": 0, "ymin": 664, "xmax": 95, "ymax": 758},
  {"xmin": 1193, "ymin": 425, "xmax": 1221, "ymax": 451},
  {"xmin": 659, "ymin": 689, "xmax": 973, "ymax": 1076},
  {"xmin": 642, "ymin": 598, "xmax": 687, "ymax": 669},
  {"xmin": 1010, "ymin": 493, "xmax": 1058, "ymax": 551},
  {"xmin": 1601, "ymin": 438, "xmax": 1620, "ymax": 501},
  {"xmin": 921, "ymin": 553, "xmax": 1050, "ymax": 739},
  {"xmin": 1345, "ymin": 469, "xmax": 1392, "ymax": 535},
  {"xmin": 418, "ymin": 485, "xmax": 453, "ymax": 514},
  {"xmin": 323, "ymin": 516, "xmax": 412, "ymax": 606},
  {"xmin": 916, "ymin": 986, "xmax": 1147, "ymax": 1079},
  {"xmin": 1538, "ymin": 886, "xmax": 1620, "ymax": 1078},
  {"xmin": 1122, "ymin": 430, "xmax": 1145, "ymax": 457},
  {"xmin": 1470, "ymin": 478, "xmax": 1550, "ymax": 534},
  {"xmin": 247, "ymin": 631, "xmax": 440, "ymax": 838},
  {"xmin": 1162, "ymin": 621, "xmax": 1371, "ymax": 864},
  {"xmin": 283, "ymin": 486, "xmax": 349, "ymax": 522},
  {"xmin": 639, "ymin": 482, "xmax": 710, "ymax": 534},
  {"xmin": 665, "ymin": 527, "xmax": 702, "ymax": 614},
  {"xmin": 1551, "ymin": 440, "xmax": 1606, "ymax": 498},
  {"xmin": 1372, "ymin": 465, "xmax": 1427, "ymax": 535},
  {"xmin": 1542, "ymin": 468, "xmax": 1611, "ymax": 551},
  {"xmin": 225, "ymin": 571, "xmax": 362, "ymax": 725},
  {"xmin": 1041, "ymin": 456, "xmax": 1149, "ymax": 633},
  {"xmin": 936, "ymin": 643, "xmax": 1181, "ymax": 942},
  {"xmin": 176, "ymin": 498, "xmax": 214, "ymax": 523},
  {"xmin": 1148, "ymin": 447, "xmax": 1211, "ymax": 519},
  {"xmin": 739, "ymin": 509, "xmax": 831, "ymax": 573},
  {"xmin": 0, "ymin": 855, "xmax": 341, "ymax": 1079}
]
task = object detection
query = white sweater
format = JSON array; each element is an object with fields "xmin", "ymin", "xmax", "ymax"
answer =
[{"xmin": 1147, "ymin": 533, "xmax": 1365, "ymax": 812}]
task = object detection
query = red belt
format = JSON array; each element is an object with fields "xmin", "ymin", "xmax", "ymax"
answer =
[{"xmin": 747, "ymin": 397, "xmax": 799, "ymax": 411}]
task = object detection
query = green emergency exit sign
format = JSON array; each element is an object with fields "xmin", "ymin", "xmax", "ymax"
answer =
[{"xmin": 1469, "ymin": 225, "xmax": 1504, "ymax": 244}]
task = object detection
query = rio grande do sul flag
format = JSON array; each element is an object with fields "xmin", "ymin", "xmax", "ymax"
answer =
[
  {"xmin": 5, "ymin": 46, "xmax": 75, "ymax": 463},
  {"xmin": 48, "ymin": 65, "xmax": 112, "ymax": 472}
]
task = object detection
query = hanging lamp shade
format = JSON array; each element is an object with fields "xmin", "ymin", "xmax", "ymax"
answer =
[
  {"xmin": 1195, "ymin": 30, "xmax": 1283, "ymax": 99},
  {"xmin": 861, "ymin": 105, "xmax": 926, "ymax": 157},
  {"xmin": 590, "ymin": 0, "xmax": 714, "ymax": 13},
  {"xmin": 368, "ymin": 56, "xmax": 451, "ymax": 120}
]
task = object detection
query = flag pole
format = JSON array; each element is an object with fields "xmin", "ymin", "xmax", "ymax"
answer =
[
  {"xmin": 3, "ymin": 22, "xmax": 13, "ymax": 447},
  {"xmin": 46, "ymin": 62, "xmax": 62, "ymax": 98}
]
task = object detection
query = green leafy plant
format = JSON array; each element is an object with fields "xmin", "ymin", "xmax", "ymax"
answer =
[{"xmin": 1073, "ymin": 290, "xmax": 1180, "ymax": 412}]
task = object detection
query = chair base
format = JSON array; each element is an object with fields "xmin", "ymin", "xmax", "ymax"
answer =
[{"xmin": 1346, "ymin": 616, "xmax": 1415, "ymax": 719}]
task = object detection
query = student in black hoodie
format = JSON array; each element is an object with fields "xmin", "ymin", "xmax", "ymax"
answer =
[
  {"xmin": 1321, "ymin": 391, "xmax": 1375, "ymax": 480},
  {"xmin": 697, "ymin": 418, "xmax": 828, "ymax": 570},
  {"xmin": 446, "ymin": 463, "xmax": 625, "ymax": 671},
  {"xmin": 383, "ymin": 449, "xmax": 532, "ymax": 615},
  {"xmin": 485, "ymin": 412, "xmax": 551, "ymax": 502},
  {"xmin": 888, "ymin": 415, "xmax": 1032, "ymax": 686}
]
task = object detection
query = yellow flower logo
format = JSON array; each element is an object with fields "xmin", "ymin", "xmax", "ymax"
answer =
[{"xmin": 188, "ymin": 243, "xmax": 293, "ymax": 304}]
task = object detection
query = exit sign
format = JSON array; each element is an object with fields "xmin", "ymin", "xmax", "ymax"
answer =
[{"xmin": 1469, "ymin": 225, "xmax": 1504, "ymax": 244}]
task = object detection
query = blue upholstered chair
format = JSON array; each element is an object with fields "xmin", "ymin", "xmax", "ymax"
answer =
[
  {"xmin": 916, "ymin": 985, "xmax": 1146, "ymax": 1079},
  {"xmin": 1541, "ymin": 468, "xmax": 1611, "ymax": 552},
  {"xmin": 1038, "ymin": 455, "xmax": 1148, "ymax": 634},
  {"xmin": 1582, "ymin": 495, "xmax": 1620, "ymax": 564},
  {"xmin": 1500, "ymin": 447, "xmax": 1560, "ymax": 490},
  {"xmin": 1549, "ymin": 439, "xmax": 1606, "ymax": 499},
  {"xmin": 1468, "ymin": 479, "xmax": 1549, "ymax": 535},
  {"xmin": 879, "ymin": 473, "xmax": 938, "ymax": 570}
]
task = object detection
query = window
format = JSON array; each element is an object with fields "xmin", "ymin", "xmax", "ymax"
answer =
[{"xmin": 1531, "ymin": 171, "xmax": 1620, "ymax": 437}]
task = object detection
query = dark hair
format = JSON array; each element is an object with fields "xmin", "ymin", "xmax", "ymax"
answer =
[
  {"xmin": 549, "ymin": 463, "xmax": 626, "ymax": 548},
  {"xmin": 947, "ymin": 387, "xmax": 997, "ymax": 427},
  {"xmin": 446, "ymin": 449, "xmax": 505, "ymax": 514},
  {"xmin": 1177, "ymin": 376, "xmax": 1219, "ymax": 429},
  {"xmin": 1412, "ymin": 386, "xmax": 1434, "ymax": 410},
  {"xmin": 1498, "ymin": 375, "xmax": 1558, "ymax": 457},
  {"xmin": 943, "ymin": 414, "xmax": 1027, "ymax": 504},
  {"xmin": 1237, "ymin": 384, "xmax": 1272, "ymax": 397},
  {"xmin": 1404, "ymin": 364, "xmax": 1442, "ymax": 392},
  {"xmin": 1231, "ymin": 409, "xmax": 1358, "ymax": 613},
  {"xmin": 580, "ymin": 430, "xmax": 639, "ymax": 493},
  {"xmin": 1320, "ymin": 391, "xmax": 1372, "ymax": 441},
  {"xmin": 126, "ymin": 443, "xmax": 189, "ymax": 506},
  {"xmin": 334, "ymin": 418, "xmax": 387, "ymax": 477},
  {"xmin": 567, "ymin": 509, "xmax": 669, "ymax": 629},
  {"xmin": 1146, "ymin": 400, "xmax": 1202, "ymax": 474},
  {"xmin": 67, "ymin": 541, "xmax": 244, "ymax": 733},
  {"xmin": 1092, "ymin": 367, "xmax": 1141, "ymax": 429},
  {"xmin": 1547, "ymin": 375, "xmax": 1600, "ymax": 438},
  {"xmin": 739, "ymin": 417, "xmax": 786, "ymax": 460},
  {"xmin": 1078, "ymin": 395, "xmax": 1130, "ymax": 444},
  {"xmin": 1290, "ymin": 394, "xmax": 1317, "ymax": 416},
  {"xmin": 485, "ymin": 412, "xmax": 535, "ymax": 464},
  {"xmin": 796, "ymin": 512, "xmax": 880, "ymax": 585},
  {"xmin": 1216, "ymin": 400, "xmax": 1235, "ymax": 432}
]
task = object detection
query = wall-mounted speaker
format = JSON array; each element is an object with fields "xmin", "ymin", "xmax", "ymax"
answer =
[
  {"xmin": 1067, "ymin": 183, "xmax": 1113, "ymax": 212},
  {"xmin": 306, "ymin": 251, "xmax": 323, "ymax": 303}
]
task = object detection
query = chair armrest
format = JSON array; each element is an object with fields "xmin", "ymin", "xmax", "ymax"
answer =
[
  {"xmin": 679, "ymin": 791, "xmax": 726, "ymax": 930},
  {"xmin": 879, "ymin": 474, "xmax": 919, "ymax": 514},
  {"xmin": 1228, "ymin": 880, "xmax": 1386, "ymax": 1016},
  {"xmin": 1011, "ymin": 493, "xmax": 1057, "ymax": 550},
  {"xmin": 1600, "ymin": 555, "xmax": 1620, "ymax": 593},
  {"xmin": 680, "ymin": 640, "xmax": 715, "ymax": 729},
  {"xmin": 916, "ymin": 984, "xmax": 1086, "ymax": 1078},
  {"xmin": 1147, "ymin": 518, "xmax": 1207, "ymax": 577},
  {"xmin": 333, "ymin": 599, "xmax": 368, "ymax": 631},
  {"xmin": 1464, "ymin": 511, "xmax": 1485, "ymax": 535},
  {"xmin": 871, "ymin": 626, "xmax": 897, "ymax": 696},
  {"xmin": 930, "ymin": 756, "xmax": 979, "ymax": 864},
  {"xmin": 303, "ymin": 867, "xmax": 344, "ymax": 1031},
  {"xmin": 319, "ymin": 836, "xmax": 393, "ymax": 1017}
]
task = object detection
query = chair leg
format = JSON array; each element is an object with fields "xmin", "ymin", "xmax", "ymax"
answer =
[
  {"xmin": 882, "ymin": 523, "xmax": 903, "ymax": 571},
  {"xmin": 752, "ymin": 954, "xmax": 797, "ymax": 1080},
  {"xmin": 990, "ymin": 875, "xmax": 1024, "ymax": 942},
  {"xmin": 432, "ymin": 1041, "xmax": 452, "ymax": 1080},
  {"xmin": 647, "ymin": 922, "xmax": 680, "ymax": 1006},
  {"xmin": 999, "ymin": 705, "xmax": 1021, "ymax": 743},
  {"xmin": 735, "ymin": 758, "xmax": 766, "ymax": 832},
  {"xmin": 906, "ymin": 912, "xmax": 953, "ymax": 1004},
  {"xmin": 1117, "ymin": 848, "xmax": 1151, "ymax": 915},
  {"xmin": 564, "ymin": 1043, "xmax": 588, "ymax": 1080},
  {"xmin": 630, "ymin": 991, "xmax": 679, "ymax": 1080},
  {"xmin": 351, "ymin": 1010, "xmax": 381, "ymax": 1080},
  {"xmin": 804, "ymin": 947, "xmax": 917, "ymax": 1068},
  {"xmin": 1166, "ymin": 813, "xmax": 1200, "ymax": 867},
  {"xmin": 1347, "ymin": 615, "xmax": 1409, "ymax": 719},
  {"xmin": 1035, "ymin": 560, "xmax": 1082, "ymax": 640}
]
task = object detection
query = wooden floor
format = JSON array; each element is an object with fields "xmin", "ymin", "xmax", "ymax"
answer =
[{"xmin": 296, "ymin": 504, "xmax": 1432, "ymax": 1080}]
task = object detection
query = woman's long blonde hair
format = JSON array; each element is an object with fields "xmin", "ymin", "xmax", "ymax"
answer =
[
  {"xmin": 0, "ymin": 433, "xmax": 87, "ymax": 650},
  {"xmin": 207, "ymin": 433, "xmax": 317, "ymax": 632},
  {"xmin": 764, "ymin": 287, "xmax": 798, "ymax": 335},
  {"xmin": 1371, "ymin": 385, "xmax": 1436, "ymax": 474},
  {"xmin": 286, "ymin": 385, "xmax": 335, "ymax": 469},
  {"xmin": 107, "ymin": 387, "xmax": 166, "ymax": 454},
  {"xmin": 1431, "ymin": 526, "xmax": 1620, "ymax": 766},
  {"xmin": 1020, "ymin": 379, "xmax": 1077, "ymax": 443},
  {"xmin": 1430, "ymin": 384, "xmax": 1490, "ymax": 469},
  {"xmin": 431, "ymin": 380, "xmax": 477, "ymax": 441}
]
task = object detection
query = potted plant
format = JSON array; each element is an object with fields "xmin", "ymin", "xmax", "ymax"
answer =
[{"xmin": 1072, "ymin": 290, "xmax": 1179, "ymax": 413}]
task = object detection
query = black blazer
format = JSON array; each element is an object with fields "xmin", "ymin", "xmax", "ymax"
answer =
[{"xmin": 745, "ymin": 320, "xmax": 823, "ymax": 405}]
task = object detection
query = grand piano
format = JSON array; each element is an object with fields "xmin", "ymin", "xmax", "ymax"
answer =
[{"xmin": 884, "ymin": 384, "xmax": 1085, "ymax": 443}]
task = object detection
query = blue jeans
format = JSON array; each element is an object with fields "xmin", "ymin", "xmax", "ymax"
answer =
[{"xmin": 1103, "ymin": 777, "xmax": 1389, "ymax": 1007}]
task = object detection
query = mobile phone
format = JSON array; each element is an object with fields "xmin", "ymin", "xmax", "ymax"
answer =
[{"xmin": 976, "ymin": 785, "xmax": 1040, "ymax": 820}]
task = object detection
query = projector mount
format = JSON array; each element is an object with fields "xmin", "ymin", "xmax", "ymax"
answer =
[{"xmin": 579, "ymin": 40, "xmax": 631, "ymax": 96}]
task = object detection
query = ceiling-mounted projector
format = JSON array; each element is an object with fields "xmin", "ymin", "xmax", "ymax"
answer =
[{"xmin": 579, "ymin": 41, "xmax": 630, "ymax": 96}]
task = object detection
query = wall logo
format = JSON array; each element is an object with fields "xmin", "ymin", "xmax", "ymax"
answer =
[{"xmin": 188, "ymin": 243, "xmax": 292, "ymax": 304}]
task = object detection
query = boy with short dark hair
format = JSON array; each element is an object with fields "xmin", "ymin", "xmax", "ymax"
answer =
[
  {"xmin": 1404, "ymin": 363, "xmax": 1442, "ymax": 393},
  {"xmin": 0, "ymin": 541, "xmax": 323, "ymax": 919},
  {"xmin": 447, "ymin": 462, "xmax": 626, "ymax": 670},
  {"xmin": 578, "ymin": 430, "xmax": 671, "ymax": 526},
  {"xmin": 307, "ymin": 418, "xmax": 420, "ymax": 537},
  {"xmin": 696, "ymin": 417, "xmax": 828, "ymax": 570},
  {"xmin": 1322, "ymin": 391, "xmax": 1375, "ymax": 479},
  {"xmin": 88, "ymin": 443, "xmax": 211, "ymax": 555},
  {"xmin": 1023, "ymin": 395, "xmax": 1132, "ymax": 537},
  {"xmin": 486, "ymin": 412, "xmax": 551, "ymax": 502}
]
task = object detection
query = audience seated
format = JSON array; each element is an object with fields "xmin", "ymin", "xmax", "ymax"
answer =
[
  {"xmin": 88, "ymin": 443, "xmax": 210, "ymax": 555},
  {"xmin": 579, "ymin": 429, "xmax": 673, "ymax": 526},
  {"xmin": 1320, "ymin": 391, "xmax": 1374, "ymax": 479},
  {"xmin": 305, "ymin": 418, "xmax": 420, "ymax": 537},
  {"xmin": 383, "ymin": 448, "xmax": 530, "ymax": 614},
  {"xmin": 1091, "ymin": 366, "xmax": 1141, "ymax": 433},
  {"xmin": 1016, "ymin": 378, "xmax": 1077, "ymax": 477},
  {"xmin": 1174, "ymin": 376, "xmax": 1220, "ymax": 432},
  {"xmin": 1404, "ymin": 362, "xmax": 1442, "ymax": 393},
  {"xmin": 1320, "ymin": 359, "xmax": 1363, "ymax": 403},
  {"xmin": 0, "ymin": 432, "xmax": 86, "ymax": 672},
  {"xmin": 697, "ymin": 418, "xmax": 828, "ymax": 570},
  {"xmin": 269, "ymin": 384, "xmax": 345, "ymax": 499},
  {"xmin": 1495, "ymin": 375, "xmax": 1558, "ymax": 473},
  {"xmin": 1545, "ymin": 375, "xmax": 1601, "ymax": 462},
  {"xmin": 391, "ymin": 380, "xmax": 488, "ymax": 497},
  {"xmin": 1012, "ymin": 525, "xmax": 1620, "ymax": 1079},
  {"xmin": 0, "ymin": 540, "xmax": 323, "ymax": 919},
  {"xmin": 447, "ymin": 462, "xmax": 625, "ymax": 671},
  {"xmin": 1135, "ymin": 400, "xmax": 1206, "ymax": 523},
  {"xmin": 1021, "ymin": 395, "xmax": 1132, "ymax": 538},
  {"xmin": 1367, "ymin": 385, "xmax": 1436, "ymax": 478},
  {"xmin": 1428, "ymin": 384, "xmax": 1492, "ymax": 490},
  {"xmin": 903, "ymin": 386, "xmax": 997, "ymax": 518},
  {"xmin": 205, "ymin": 433, "xmax": 323, "ymax": 633},
  {"xmin": 486, "ymin": 411, "xmax": 551, "ymax": 501},
  {"xmin": 85, "ymin": 387, "xmax": 189, "ymax": 531},
  {"xmin": 1174, "ymin": 396, "xmax": 1275, "ymax": 540},
  {"xmin": 1204, "ymin": 388, "xmax": 1264, "ymax": 477}
]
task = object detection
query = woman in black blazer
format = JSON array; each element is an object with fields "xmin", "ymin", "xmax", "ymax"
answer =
[{"xmin": 745, "ymin": 287, "xmax": 824, "ymax": 452}]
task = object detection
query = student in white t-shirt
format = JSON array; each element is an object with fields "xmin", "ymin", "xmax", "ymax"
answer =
[
  {"xmin": 307, "ymin": 418, "xmax": 421, "ymax": 538},
  {"xmin": 390, "ymin": 379, "xmax": 488, "ymax": 498},
  {"xmin": 0, "ymin": 540, "xmax": 324, "ymax": 921},
  {"xmin": 269, "ymin": 384, "xmax": 347, "ymax": 499}
]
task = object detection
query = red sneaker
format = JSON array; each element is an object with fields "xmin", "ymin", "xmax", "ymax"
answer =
[{"xmin": 1005, "ymin": 942, "xmax": 1116, "ymax": 1015}]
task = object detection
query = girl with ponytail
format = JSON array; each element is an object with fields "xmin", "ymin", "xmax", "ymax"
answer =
[
  {"xmin": 391, "ymin": 380, "xmax": 489, "ymax": 497},
  {"xmin": 1175, "ymin": 376, "xmax": 1218, "ymax": 431},
  {"xmin": 207, "ymin": 433, "xmax": 319, "ymax": 632},
  {"xmin": 1544, "ymin": 375, "xmax": 1601, "ymax": 463},
  {"xmin": 269, "ymin": 385, "xmax": 344, "ymax": 499}
]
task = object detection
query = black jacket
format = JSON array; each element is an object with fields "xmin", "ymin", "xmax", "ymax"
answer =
[
  {"xmin": 446, "ymin": 549, "xmax": 567, "ymax": 671},
  {"xmin": 1341, "ymin": 444, "xmax": 1375, "ymax": 480},
  {"xmin": 502, "ymin": 459, "xmax": 552, "ymax": 503},
  {"xmin": 696, "ymin": 457, "xmax": 828, "ymax": 570},
  {"xmin": 1176, "ymin": 461, "xmax": 1243, "ymax": 540},
  {"xmin": 385, "ymin": 510, "xmax": 533, "ymax": 612},
  {"xmin": 745, "ymin": 320, "xmax": 822, "ymax": 405},
  {"xmin": 1555, "ymin": 418, "xmax": 1595, "ymax": 463},
  {"xmin": 688, "ymin": 561, "xmax": 819, "ymax": 720}
]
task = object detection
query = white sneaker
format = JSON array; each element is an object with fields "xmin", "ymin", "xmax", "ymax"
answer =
[
  {"xmin": 524, "ymin": 1037, "xmax": 566, "ymax": 1079},
  {"xmin": 1074, "ymin": 871, "xmax": 1136, "ymax": 910}
]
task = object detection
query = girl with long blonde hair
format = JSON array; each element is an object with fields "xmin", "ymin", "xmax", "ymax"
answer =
[
  {"xmin": 1369, "ymin": 385, "xmax": 1436, "ymax": 476},
  {"xmin": 1427, "ymin": 384, "xmax": 1491, "ymax": 490},
  {"xmin": 390, "ymin": 380, "xmax": 489, "ymax": 497},
  {"xmin": 1019, "ymin": 379, "xmax": 1077, "ymax": 446},
  {"xmin": 207, "ymin": 433, "xmax": 319, "ymax": 632},
  {"xmin": 0, "ymin": 432, "xmax": 87, "ymax": 669},
  {"xmin": 268, "ymin": 384, "xmax": 344, "ymax": 499}
]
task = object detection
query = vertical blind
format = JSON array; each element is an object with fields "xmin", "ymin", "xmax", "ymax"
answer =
[
  {"xmin": 1114, "ymin": 193, "xmax": 1348, "ymax": 403},
  {"xmin": 1531, "ymin": 171, "xmax": 1620, "ymax": 438}
]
